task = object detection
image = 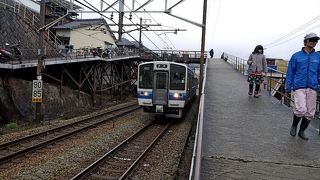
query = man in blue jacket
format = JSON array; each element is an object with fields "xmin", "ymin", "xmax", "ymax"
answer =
[{"xmin": 285, "ymin": 32, "xmax": 320, "ymax": 140}]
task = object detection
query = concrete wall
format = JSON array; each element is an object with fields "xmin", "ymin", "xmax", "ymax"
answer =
[
  {"xmin": 0, "ymin": 77, "xmax": 109, "ymax": 124},
  {"xmin": 0, "ymin": 0, "xmax": 61, "ymax": 59}
]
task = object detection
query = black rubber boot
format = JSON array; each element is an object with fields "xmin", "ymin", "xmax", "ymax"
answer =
[
  {"xmin": 255, "ymin": 84, "xmax": 260, "ymax": 92},
  {"xmin": 253, "ymin": 84, "xmax": 261, "ymax": 98},
  {"xmin": 298, "ymin": 118, "xmax": 310, "ymax": 140},
  {"xmin": 248, "ymin": 84, "xmax": 253, "ymax": 95},
  {"xmin": 290, "ymin": 115, "xmax": 301, "ymax": 136}
]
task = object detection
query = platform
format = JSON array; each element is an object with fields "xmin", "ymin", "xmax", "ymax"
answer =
[{"xmin": 200, "ymin": 58, "xmax": 320, "ymax": 179}]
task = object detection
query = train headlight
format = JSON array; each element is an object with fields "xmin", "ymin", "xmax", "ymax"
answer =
[
  {"xmin": 143, "ymin": 91, "xmax": 148, "ymax": 96},
  {"xmin": 173, "ymin": 92, "xmax": 179, "ymax": 98}
]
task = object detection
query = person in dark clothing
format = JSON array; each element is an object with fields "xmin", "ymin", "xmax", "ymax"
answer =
[
  {"xmin": 209, "ymin": 49, "xmax": 214, "ymax": 58},
  {"xmin": 286, "ymin": 33, "xmax": 320, "ymax": 140}
]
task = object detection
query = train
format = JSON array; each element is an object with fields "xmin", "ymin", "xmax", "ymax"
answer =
[{"xmin": 137, "ymin": 61, "xmax": 198, "ymax": 118}]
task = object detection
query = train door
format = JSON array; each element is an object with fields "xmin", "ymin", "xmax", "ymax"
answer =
[{"xmin": 153, "ymin": 72, "xmax": 168, "ymax": 112}]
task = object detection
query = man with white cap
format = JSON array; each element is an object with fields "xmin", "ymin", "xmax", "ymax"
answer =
[{"xmin": 285, "ymin": 32, "xmax": 320, "ymax": 140}]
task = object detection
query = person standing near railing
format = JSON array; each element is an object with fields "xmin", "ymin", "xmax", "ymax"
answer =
[
  {"xmin": 247, "ymin": 45, "xmax": 267, "ymax": 98},
  {"xmin": 286, "ymin": 33, "xmax": 320, "ymax": 141}
]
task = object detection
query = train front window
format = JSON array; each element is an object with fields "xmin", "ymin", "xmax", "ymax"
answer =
[
  {"xmin": 156, "ymin": 73, "xmax": 167, "ymax": 89},
  {"xmin": 139, "ymin": 64, "xmax": 153, "ymax": 89},
  {"xmin": 170, "ymin": 65, "xmax": 185, "ymax": 90}
]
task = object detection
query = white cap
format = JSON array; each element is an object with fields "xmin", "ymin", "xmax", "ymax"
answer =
[{"xmin": 304, "ymin": 33, "xmax": 320, "ymax": 40}]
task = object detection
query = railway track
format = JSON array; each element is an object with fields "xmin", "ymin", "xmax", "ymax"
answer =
[
  {"xmin": 71, "ymin": 120, "xmax": 173, "ymax": 180},
  {"xmin": 0, "ymin": 102, "xmax": 140, "ymax": 166}
]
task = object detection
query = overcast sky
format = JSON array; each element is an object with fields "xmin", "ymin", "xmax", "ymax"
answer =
[{"xmin": 75, "ymin": 0, "xmax": 320, "ymax": 60}]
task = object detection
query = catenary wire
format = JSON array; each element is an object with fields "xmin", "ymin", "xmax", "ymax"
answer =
[
  {"xmin": 76, "ymin": 0, "xmax": 161, "ymax": 49},
  {"xmin": 133, "ymin": 0, "xmax": 177, "ymax": 49},
  {"xmin": 264, "ymin": 15, "xmax": 320, "ymax": 48},
  {"xmin": 266, "ymin": 24, "xmax": 320, "ymax": 49}
]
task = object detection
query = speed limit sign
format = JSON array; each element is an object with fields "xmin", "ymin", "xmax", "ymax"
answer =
[{"xmin": 32, "ymin": 80, "xmax": 43, "ymax": 103}]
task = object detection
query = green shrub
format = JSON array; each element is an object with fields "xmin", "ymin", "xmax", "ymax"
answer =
[{"xmin": 5, "ymin": 122, "xmax": 17, "ymax": 129}]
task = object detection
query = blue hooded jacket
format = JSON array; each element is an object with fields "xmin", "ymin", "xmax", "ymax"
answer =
[{"xmin": 285, "ymin": 48, "xmax": 320, "ymax": 93}]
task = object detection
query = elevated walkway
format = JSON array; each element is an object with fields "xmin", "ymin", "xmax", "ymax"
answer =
[
  {"xmin": 0, "ymin": 55, "xmax": 140, "ymax": 70},
  {"xmin": 201, "ymin": 58, "xmax": 320, "ymax": 179}
]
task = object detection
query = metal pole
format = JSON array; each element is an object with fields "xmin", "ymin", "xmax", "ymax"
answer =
[
  {"xmin": 118, "ymin": 0, "xmax": 124, "ymax": 42},
  {"xmin": 195, "ymin": 0, "xmax": 207, "ymax": 179},
  {"xmin": 139, "ymin": 17, "xmax": 142, "ymax": 56},
  {"xmin": 36, "ymin": 0, "xmax": 45, "ymax": 123},
  {"xmin": 100, "ymin": 0, "xmax": 103, "ymax": 18},
  {"xmin": 199, "ymin": 0, "xmax": 207, "ymax": 95}
]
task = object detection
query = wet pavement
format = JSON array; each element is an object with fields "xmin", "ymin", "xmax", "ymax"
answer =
[{"xmin": 200, "ymin": 58, "xmax": 320, "ymax": 179}]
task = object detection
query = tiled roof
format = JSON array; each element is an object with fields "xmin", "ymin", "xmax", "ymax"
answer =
[{"xmin": 52, "ymin": 18, "xmax": 105, "ymax": 29}]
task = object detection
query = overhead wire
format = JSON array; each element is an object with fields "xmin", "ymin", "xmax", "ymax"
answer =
[
  {"xmin": 26, "ymin": 0, "xmax": 119, "ymax": 45},
  {"xmin": 123, "ymin": 0, "xmax": 173, "ymax": 50},
  {"xmin": 75, "ymin": 0, "xmax": 154, "ymax": 48},
  {"xmin": 264, "ymin": 15, "xmax": 320, "ymax": 48},
  {"xmin": 73, "ymin": 0, "xmax": 185, "ymax": 50},
  {"xmin": 208, "ymin": 0, "xmax": 222, "ymax": 48},
  {"xmin": 133, "ymin": 0, "xmax": 176, "ymax": 50},
  {"xmin": 130, "ymin": 0, "xmax": 190, "ymax": 50},
  {"xmin": 163, "ymin": 33, "xmax": 176, "ymax": 49},
  {"xmin": 97, "ymin": 0, "xmax": 165, "ymax": 50},
  {"xmin": 74, "ymin": 0, "xmax": 118, "ymax": 25},
  {"xmin": 265, "ymin": 23, "xmax": 320, "ymax": 49},
  {"xmin": 121, "ymin": 2, "xmax": 164, "ymax": 50}
]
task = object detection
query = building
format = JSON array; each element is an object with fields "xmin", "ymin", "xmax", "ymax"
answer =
[
  {"xmin": 52, "ymin": 18, "xmax": 117, "ymax": 49},
  {"xmin": 266, "ymin": 58, "xmax": 288, "ymax": 73}
]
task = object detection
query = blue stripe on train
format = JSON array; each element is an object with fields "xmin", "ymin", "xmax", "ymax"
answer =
[
  {"xmin": 168, "ymin": 92, "xmax": 187, "ymax": 100},
  {"xmin": 137, "ymin": 91, "xmax": 187, "ymax": 100},
  {"xmin": 137, "ymin": 91, "xmax": 153, "ymax": 99}
]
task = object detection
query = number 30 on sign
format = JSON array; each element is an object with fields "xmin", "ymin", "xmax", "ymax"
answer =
[{"xmin": 32, "ymin": 80, "xmax": 43, "ymax": 103}]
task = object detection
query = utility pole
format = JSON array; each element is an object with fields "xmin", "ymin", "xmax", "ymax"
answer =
[
  {"xmin": 199, "ymin": 0, "xmax": 207, "ymax": 95},
  {"xmin": 139, "ymin": 17, "xmax": 142, "ymax": 56},
  {"xmin": 194, "ymin": 1, "xmax": 207, "ymax": 180},
  {"xmin": 35, "ymin": 0, "xmax": 46, "ymax": 123},
  {"xmin": 118, "ymin": 0, "xmax": 124, "ymax": 42}
]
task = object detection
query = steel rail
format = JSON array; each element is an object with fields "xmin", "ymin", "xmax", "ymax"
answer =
[
  {"xmin": 71, "ymin": 121, "xmax": 173, "ymax": 180},
  {"xmin": 0, "ymin": 104, "xmax": 140, "ymax": 165},
  {"xmin": 0, "ymin": 101, "xmax": 136, "ymax": 149}
]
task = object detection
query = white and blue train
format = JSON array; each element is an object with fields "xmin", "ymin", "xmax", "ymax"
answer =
[{"xmin": 137, "ymin": 61, "xmax": 198, "ymax": 118}]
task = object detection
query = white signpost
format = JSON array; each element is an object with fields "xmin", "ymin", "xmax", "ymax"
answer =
[{"xmin": 32, "ymin": 80, "xmax": 43, "ymax": 103}]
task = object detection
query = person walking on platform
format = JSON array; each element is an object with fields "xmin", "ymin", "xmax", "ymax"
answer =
[
  {"xmin": 286, "ymin": 33, "xmax": 320, "ymax": 141},
  {"xmin": 209, "ymin": 49, "xmax": 214, "ymax": 58},
  {"xmin": 247, "ymin": 45, "xmax": 267, "ymax": 98}
]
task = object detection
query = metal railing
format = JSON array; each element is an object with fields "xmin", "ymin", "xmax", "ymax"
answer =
[
  {"xmin": 152, "ymin": 50, "xmax": 207, "ymax": 62},
  {"xmin": 12, "ymin": 47, "xmax": 140, "ymax": 62},
  {"xmin": 188, "ymin": 58, "xmax": 208, "ymax": 180}
]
